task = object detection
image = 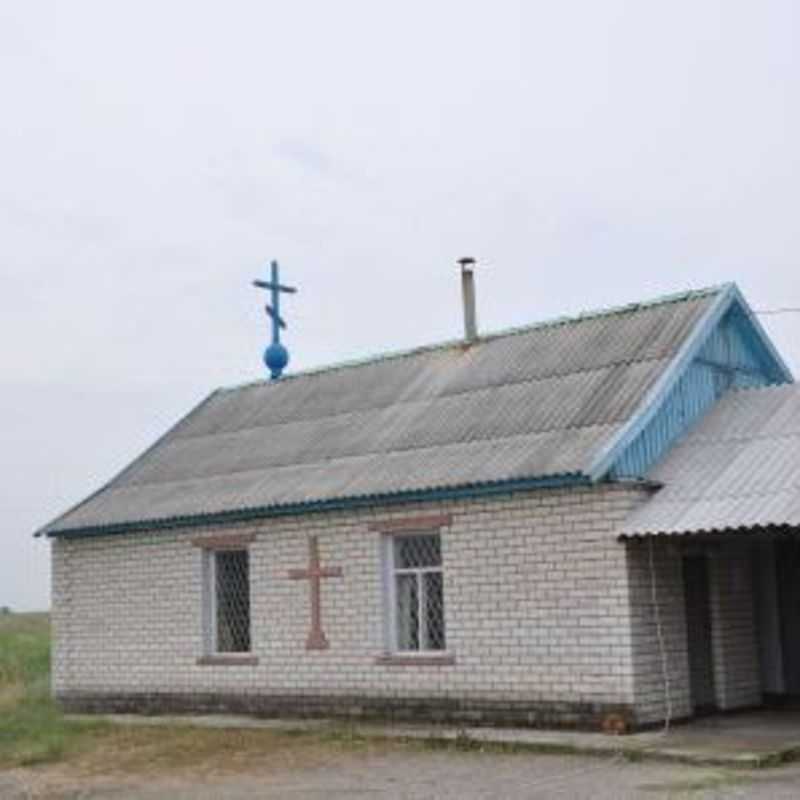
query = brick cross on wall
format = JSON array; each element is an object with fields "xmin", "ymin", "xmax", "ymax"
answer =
[{"xmin": 288, "ymin": 536, "xmax": 342, "ymax": 650}]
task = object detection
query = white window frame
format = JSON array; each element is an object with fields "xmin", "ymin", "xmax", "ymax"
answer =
[
  {"xmin": 382, "ymin": 530, "xmax": 446, "ymax": 655},
  {"xmin": 202, "ymin": 547, "xmax": 252, "ymax": 656}
]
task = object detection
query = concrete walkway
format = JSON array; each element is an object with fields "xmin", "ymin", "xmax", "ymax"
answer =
[{"xmin": 71, "ymin": 710, "xmax": 800, "ymax": 769}]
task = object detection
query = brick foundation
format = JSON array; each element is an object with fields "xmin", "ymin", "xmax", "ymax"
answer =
[{"xmin": 57, "ymin": 691, "xmax": 637, "ymax": 731}]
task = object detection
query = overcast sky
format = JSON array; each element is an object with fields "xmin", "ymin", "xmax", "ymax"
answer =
[{"xmin": 2, "ymin": 1, "xmax": 799, "ymax": 610}]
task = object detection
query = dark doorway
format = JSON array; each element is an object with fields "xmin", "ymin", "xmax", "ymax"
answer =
[
  {"xmin": 683, "ymin": 555, "xmax": 717, "ymax": 714},
  {"xmin": 777, "ymin": 541, "xmax": 800, "ymax": 696}
]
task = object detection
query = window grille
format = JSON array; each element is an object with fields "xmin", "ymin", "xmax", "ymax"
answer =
[
  {"xmin": 205, "ymin": 549, "xmax": 251, "ymax": 653},
  {"xmin": 388, "ymin": 533, "xmax": 446, "ymax": 652}
]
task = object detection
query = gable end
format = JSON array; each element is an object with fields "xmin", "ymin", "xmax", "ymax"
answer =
[{"xmin": 590, "ymin": 284, "xmax": 792, "ymax": 481}]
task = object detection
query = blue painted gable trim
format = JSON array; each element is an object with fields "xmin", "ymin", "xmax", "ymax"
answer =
[{"xmin": 588, "ymin": 283, "xmax": 793, "ymax": 481}]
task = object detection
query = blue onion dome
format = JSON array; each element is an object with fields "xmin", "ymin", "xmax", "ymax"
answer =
[{"xmin": 264, "ymin": 342, "xmax": 289, "ymax": 379}]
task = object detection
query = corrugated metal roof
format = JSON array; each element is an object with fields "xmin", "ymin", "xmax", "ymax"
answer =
[
  {"xmin": 40, "ymin": 288, "xmax": 721, "ymax": 536},
  {"xmin": 620, "ymin": 383, "xmax": 800, "ymax": 537}
]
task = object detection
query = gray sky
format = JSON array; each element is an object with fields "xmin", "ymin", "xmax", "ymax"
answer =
[{"xmin": 2, "ymin": 0, "xmax": 799, "ymax": 610}]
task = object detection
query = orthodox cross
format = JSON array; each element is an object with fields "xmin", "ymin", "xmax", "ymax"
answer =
[
  {"xmin": 252, "ymin": 260, "xmax": 297, "ymax": 380},
  {"xmin": 287, "ymin": 536, "xmax": 342, "ymax": 650}
]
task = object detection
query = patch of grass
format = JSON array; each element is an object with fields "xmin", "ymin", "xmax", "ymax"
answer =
[
  {"xmin": 0, "ymin": 612, "xmax": 50, "ymax": 688},
  {"xmin": 638, "ymin": 769, "xmax": 750, "ymax": 794},
  {"xmin": 0, "ymin": 613, "xmax": 392, "ymax": 776},
  {"xmin": 70, "ymin": 725, "xmax": 361, "ymax": 777},
  {"xmin": 0, "ymin": 612, "xmax": 109, "ymax": 768},
  {"xmin": 315, "ymin": 723, "xmax": 373, "ymax": 748}
]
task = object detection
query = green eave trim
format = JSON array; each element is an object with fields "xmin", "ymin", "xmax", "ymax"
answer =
[{"xmin": 43, "ymin": 473, "xmax": 593, "ymax": 540}]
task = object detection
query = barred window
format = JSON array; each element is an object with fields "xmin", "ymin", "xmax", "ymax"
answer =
[
  {"xmin": 204, "ymin": 549, "xmax": 251, "ymax": 653},
  {"xmin": 387, "ymin": 533, "xmax": 446, "ymax": 652}
]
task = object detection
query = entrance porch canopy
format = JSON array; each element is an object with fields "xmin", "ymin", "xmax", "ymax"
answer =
[
  {"xmin": 619, "ymin": 383, "xmax": 800, "ymax": 541},
  {"xmin": 618, "ymin": 384, "xmax": 800, "ymax": 710}
]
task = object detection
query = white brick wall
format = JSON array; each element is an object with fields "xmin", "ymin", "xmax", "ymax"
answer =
[
  {"xmin": 625, "ymin": 540, "xmax": 692, "ymax": 725},
  {"xmin": 50, "ymin": 483, "xmax": 656, "ymax": 725}
]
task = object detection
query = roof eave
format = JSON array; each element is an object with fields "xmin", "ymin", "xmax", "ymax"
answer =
[
  {"xmin": 32, "ymin": 389, "xmax": 223, "ymax": 539},
  {"xmin": 40, "ymin": 472, "xmax": 598, "ymax": 539},
  {"xmin": 619, "ymin": 521, "xmax": 800, "ymax": 541}
]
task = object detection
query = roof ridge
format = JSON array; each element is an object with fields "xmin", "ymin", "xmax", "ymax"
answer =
[
  {"xmin": 219, "ymin": 283, "xmax": 728, "ymax": 394},
  {"xmin": 178, "ymin": 355, "xmax": 668, "ymax": 444}
]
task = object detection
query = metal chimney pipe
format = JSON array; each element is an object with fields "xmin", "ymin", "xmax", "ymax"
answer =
[{"xmin": 458, "ymin": 257, "xmax": 478, "ymax": 343}]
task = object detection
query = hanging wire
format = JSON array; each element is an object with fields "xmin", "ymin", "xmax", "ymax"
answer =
[
  {"xmin": 754, "ymin": 308, "xmax": 800, "ymax": 316},
  {"xmin": 648, "ymin": 536, "xmax": 673, "ymax": 735}
]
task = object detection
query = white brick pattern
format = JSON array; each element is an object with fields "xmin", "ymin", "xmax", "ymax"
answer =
[{"xmin": 52, "ymin": 485, "xmax": 659, "ymax": 722}]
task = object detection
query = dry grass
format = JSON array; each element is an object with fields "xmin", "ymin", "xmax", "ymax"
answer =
[
  {"xmin": 60, "ymin": 725, "xmax": 376, "ymax": 779},
  {"xmin": 0, "ymin": 613, "xmax": 398, "ymax": 785},
  {"xmin": 2, "ymin": 724, "xmax": 397, "ymax": 800}
]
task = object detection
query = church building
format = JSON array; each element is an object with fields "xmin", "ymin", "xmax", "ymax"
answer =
[{"xmin": 38, "ymin": 266, "xmax": 800, "ymax": 731}]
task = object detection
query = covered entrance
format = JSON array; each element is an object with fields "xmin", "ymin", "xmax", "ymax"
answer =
[
  {"xmin": 625, "ymin": 532, "xmax": 800, "ymax": 727},
  {"xmin": 618, "ymin": 381, "xmax": 800, "ymax": 728},
  {"xmin": 677, "ymin": 536, "xmax": 800, "ymax": 719}
]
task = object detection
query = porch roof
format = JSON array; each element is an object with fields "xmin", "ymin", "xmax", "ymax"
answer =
[{"xmin": 619, "ymin": 383, "xmax": 800, "ymax": 538}]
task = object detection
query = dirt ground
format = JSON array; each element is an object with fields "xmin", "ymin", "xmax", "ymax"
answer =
[{"xmin": 4, "ymin": 739, "xmax": 800, "ymax": 800}]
